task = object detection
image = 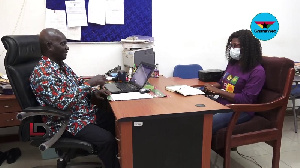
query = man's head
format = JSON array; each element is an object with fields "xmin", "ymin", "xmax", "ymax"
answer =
[{"xmin": 39, "ymin": 28, "xmax": 69, "ymax": 64}]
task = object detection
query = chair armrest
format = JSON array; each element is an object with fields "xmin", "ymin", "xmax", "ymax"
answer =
[
  {"xmin": 39, "ymin": 121, "xmax": 68, "ymax": 151},
  {"xmin": 226, "ymin": 96, "xmax": 286, "ymax": 113},
  {"xmin": 17, "ymin": 106, "xmax": 71, "ymax": 120},
  {"xmin": 223, "ymin": 96, "xmax": 287, "ymax": 148}
]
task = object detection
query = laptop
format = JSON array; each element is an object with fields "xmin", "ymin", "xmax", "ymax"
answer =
[{"xmin": 104, "ymin": 62, "xmax": 156, "ymax": 94}]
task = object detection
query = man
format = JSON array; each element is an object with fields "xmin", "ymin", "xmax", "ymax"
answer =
[{"xmin": 30, "ymin": 28, "xmax": 120, "ymax": 168}]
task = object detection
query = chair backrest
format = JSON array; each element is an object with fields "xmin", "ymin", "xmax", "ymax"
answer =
[
  {"xmin": 173, "ymin": 64, "xmax": 203, "ymax": 79},
  {"xmin": 2, "ymin": 35, "xmax": 42, "ymax": 110},
  {"xmin": 257, "ymin": 56, "xmax": 295, "ymax": 122}
]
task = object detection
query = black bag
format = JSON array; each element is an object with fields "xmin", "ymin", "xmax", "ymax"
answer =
[{"xmin": 198, "ymin": 69, "xmax": 224, "ymax": 82}]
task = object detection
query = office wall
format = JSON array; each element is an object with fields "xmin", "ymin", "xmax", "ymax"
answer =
[{"xmin": 1, "ymin": 0, "xmax": 300, "ymax": 77}]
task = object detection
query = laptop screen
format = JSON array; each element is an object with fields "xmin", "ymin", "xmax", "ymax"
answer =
[{"xmin": 130, "ymin": 62, "xmax": 155, "ymax": 87}]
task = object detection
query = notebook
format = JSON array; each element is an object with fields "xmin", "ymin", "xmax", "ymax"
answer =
[
  {"xmin": 165, "ymin": 85, "xmax": 205, "ymax": 96},
  {"xmin": 104, "ymin": 62, "xmax": 156, "ymax": 94}
]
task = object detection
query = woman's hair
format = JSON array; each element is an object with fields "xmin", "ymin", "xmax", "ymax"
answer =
[{"xmin": 225, "ymin": 29, "xmax": 262, "ymax": 72}]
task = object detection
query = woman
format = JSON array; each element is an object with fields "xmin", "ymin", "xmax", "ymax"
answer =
[{"xmin": 204, "ymin": 29, "xmax": 266, "ymax": 134}]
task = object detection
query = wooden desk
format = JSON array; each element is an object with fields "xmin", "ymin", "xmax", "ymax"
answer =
[
  {"xmin": 110, "ymin": 76, "xmax": 230, "ymax": 168},
  {"xmin": 0, "ymin": 95, "xmax": 21, "ymax": 143}
]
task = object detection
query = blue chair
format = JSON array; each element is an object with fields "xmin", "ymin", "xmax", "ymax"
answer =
[
  {"xmin": 173, "ymin": 64, "xmax": 203, "ymax": 79},
  {"xmin": 291, "ymin": 76, "xmax": 300, "ymax": 133}
]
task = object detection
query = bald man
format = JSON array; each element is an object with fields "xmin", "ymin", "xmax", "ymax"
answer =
[{"xmin": 30, "ymin": 28, "xmax": 120, "ymax": 168}]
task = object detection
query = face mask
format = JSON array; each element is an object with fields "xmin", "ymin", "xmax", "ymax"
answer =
[{"xmin": 230, "ymin": 47, "xmax": 240, "ymax": 60}]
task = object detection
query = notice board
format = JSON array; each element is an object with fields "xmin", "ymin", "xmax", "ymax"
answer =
[{"xmin": 46, "ymin": 0, "xmax": 152, "ymax": 42}]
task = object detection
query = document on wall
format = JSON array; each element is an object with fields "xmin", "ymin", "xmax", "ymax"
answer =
[
  {"xmin": 88, "ymin": 0, "xmax": 106, "ymax": 25},
  {"xmin": 45, "ymin": 9, "xmax": 68, "ymax": 36},
  {"xmin": 106, "ymin": 0, "xmax": 124, "ymax": 24},
  {"xmin": 67, "ymin": 26, "xmax": 81, "ymax": 41},
  {"xmin": 165, "ymin": 85, "xmax": 205, "ymax": 96},
  {"xmin": 65, "ymin": 0, "xmax": 88, "ymax": 27}
]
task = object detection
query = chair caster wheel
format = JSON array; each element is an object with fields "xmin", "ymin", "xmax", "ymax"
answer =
[{"xmin": 57, "ymin": 158, "xmax": 67, "ymax": 168}]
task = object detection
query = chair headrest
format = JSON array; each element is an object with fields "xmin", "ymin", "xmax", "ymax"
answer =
[
  {"xmin": 2, "ymin": 35, "xmax": 41, "ymax": 66},
  {"xmin": 261, "ymin": 56, "xmax": 294, "ymax": 93}
]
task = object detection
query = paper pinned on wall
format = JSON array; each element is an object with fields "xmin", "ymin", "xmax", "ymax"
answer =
[
  {"xmin": 88, "ymin": 0, "xmax": 106, "ymax": 25},
  {"xmin": 67, "ymin": 26, "xmax": 81, "ymax": 41},
  {"xmin": 106, "ymin": 0, "xmax": 124, "ymax": 24},
  {"xmin": 45, "ymin": 9, "xmax": 67, "ymax": 36},
  {"xmin": 65, "ymin": 0, "xmax": 88, "ymax": 27}
]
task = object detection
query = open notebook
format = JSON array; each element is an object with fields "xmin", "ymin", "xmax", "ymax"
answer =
[{"xmin": 165, "ymin": 85, "xmax": 205, "ymax": 96}]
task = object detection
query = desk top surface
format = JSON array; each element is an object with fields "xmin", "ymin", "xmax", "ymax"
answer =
[
  {"xmin": 110, "ymin": 76, "xmax": 230, "ymax": 121},
  {"xmin": 0, "ymin": 94, "xmax": 16, "ymax": 100}
]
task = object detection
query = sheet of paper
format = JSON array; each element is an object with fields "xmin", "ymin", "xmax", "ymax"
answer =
[
  {"xmin": 88, "ymin": 0, "xmax": 106, "ymax": 25},
  {"xmin": 109, "ymin": 92, "xmax": 153, "ymax": 101},
  {"xmin": 166, "ymin": 85, "xmax": 205, "ymax": 96},
  {"xmin": 45, "ymin": 9, "xmax": 68, "ymax": 36},
  {"xmin": 106, "ymin": 0, "xmax": 124, "ymax": 24},
  {"xmin": 65, "ymin": 0, "xmax": 88, "ymax": 27},
  {"xmin": 67, "ymin": 26, "xmax": 81, "ymax": 41}
]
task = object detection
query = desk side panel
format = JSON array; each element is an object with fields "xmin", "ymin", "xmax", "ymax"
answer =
[
  {"xmin": 202, "ymin": 114, "xmax": 213, "ymax": 168},
  {"xmin": 118, "ymin": 121, "xmax": 133, "ymax": 168},
  {"xmin": 132, "ymin": 115, "xmax": 204, "ymax": 168}
]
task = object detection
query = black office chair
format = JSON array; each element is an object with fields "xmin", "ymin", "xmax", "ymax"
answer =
[{"xmin": 2, "ymin": 35, "xmax": 101, "ymax": 168}]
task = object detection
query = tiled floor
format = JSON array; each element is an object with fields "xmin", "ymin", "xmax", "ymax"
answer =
[{"xmin": 1, "ymin": 115, "xmax": 300, "ymax": 168}]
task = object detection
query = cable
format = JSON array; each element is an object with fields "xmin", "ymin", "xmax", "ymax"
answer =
[{"xmin": 236, "ymin": 149, "xmax": 263, "ymax": 168}]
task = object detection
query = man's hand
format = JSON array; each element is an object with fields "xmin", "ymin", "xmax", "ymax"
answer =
[
  {"xmin": 95, "ymin": 89, "xmax": 111, "ymax": 100},
  {"xmin": 87, "ymin": 75, "xmax": 107, "ymax": 87},
  {"xmin": 91, "ymin": 89, "xmax": 111, "ymax": 105}
]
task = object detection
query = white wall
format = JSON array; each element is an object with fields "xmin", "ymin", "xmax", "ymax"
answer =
[{"xmin": 1, "ymin": 0, "xmax": 300, "ymax": 77}]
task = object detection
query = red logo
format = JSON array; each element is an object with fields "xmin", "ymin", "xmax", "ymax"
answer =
[{"xmin": 29, "ymin": 123, "xmax": 49, "ymax": 137}]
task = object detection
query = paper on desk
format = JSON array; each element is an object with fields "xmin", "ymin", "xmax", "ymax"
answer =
[
  {"xmin": 108, "ymin": 92, "xmax": 153, "ymax": 101},
  {"xmin": 166, "ymin": 85, "xmax": 205, "ymax": 96}
]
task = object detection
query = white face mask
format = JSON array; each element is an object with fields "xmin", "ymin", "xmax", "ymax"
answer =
[{"xmin": 230, "ymin": 47, "xmax": 241, "ymax": 60}]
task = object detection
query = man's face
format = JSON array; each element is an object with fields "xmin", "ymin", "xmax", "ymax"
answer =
[{"xmin": 48, "ymin": 34, "xmax": 69, "ymax": 62}]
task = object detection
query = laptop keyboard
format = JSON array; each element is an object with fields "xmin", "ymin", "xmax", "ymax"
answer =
[{"xmin": 115, "ymin": 82, "xmax": 138, "ymax": 91}]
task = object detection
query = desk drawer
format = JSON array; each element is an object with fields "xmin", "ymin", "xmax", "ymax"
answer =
[
  {"xmin": 0, "ymin": 99, "xmax": 21, "ymax": 113},
  {"xmin": 0, "ymin": 112, "xmax": 21, "ymax": 127}
]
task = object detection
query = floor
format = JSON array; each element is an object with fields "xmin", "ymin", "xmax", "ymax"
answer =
[{"xmin": 1, "ymin": 115, "xmax": 300, "ymax": 168}]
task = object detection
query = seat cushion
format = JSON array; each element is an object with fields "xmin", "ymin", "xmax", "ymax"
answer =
[{"xmin": 211, "ymin": 115, "xmax": 272, "ymax": 150}]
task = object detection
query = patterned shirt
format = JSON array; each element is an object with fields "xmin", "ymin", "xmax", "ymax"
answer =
[{"xmin": 30, "ymin": 56, "xmax": 97, "ymax": 136}]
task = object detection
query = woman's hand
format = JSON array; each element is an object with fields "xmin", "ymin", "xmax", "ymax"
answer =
[{"xmin": 204, "ymin": 83, "xmax": 219, "ymax": 95}]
